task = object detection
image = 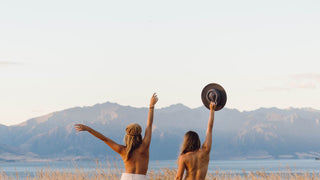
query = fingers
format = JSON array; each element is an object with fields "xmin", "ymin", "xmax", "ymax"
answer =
[
  {"xmin": 212, "ymin": 101, "xmax": 217, "ymax": 108},
  {"xmin": 150, "ymin": 93, "xmax": 158, "ymax": 105},
  {"xmin": 152, "ymin": 92, "xmax": 157, "ymax": 98},
  {"xmin": 209, "ymin": 101, "xmax": 217, "ymax": 110},
  {"xmin": 74, "ymin": 124, "xmax": 83, "ymax": 132},
  {"xmin": 153, "ymin": 93, "xmax": 158, "ymax": 102}
]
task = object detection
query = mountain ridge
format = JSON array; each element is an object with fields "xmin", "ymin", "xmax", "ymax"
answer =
[{"xmin": 1, "ymin": 101, "xmax": 320, "ymax": 161}]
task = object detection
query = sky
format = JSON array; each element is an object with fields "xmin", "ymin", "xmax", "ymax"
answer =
[{"xmin": 1, "ymin": 0, "xmax": 320, "ymax": 126}]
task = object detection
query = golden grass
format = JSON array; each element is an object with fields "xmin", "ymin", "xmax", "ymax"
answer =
[{"xmin": 1, "ymin": 163, "xmax": 320, "ymax": 180}]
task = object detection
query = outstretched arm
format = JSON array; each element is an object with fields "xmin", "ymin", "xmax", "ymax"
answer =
[
  {"xmin": 74, "ymin": 124, "xmax": 125, "ymax": 154},
  {"xmin": 202, "ymin": 101, "xmax": 216, "ymax": 152},
  {"xmin": 142, "ymin": 93, "xmax": 158, "ymax": 149}
]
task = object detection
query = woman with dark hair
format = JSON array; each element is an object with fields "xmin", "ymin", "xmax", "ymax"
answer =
[
  {"xmin": 175, "ymin": 101, "xmax": 216, "ymax": 180},
  {"xmin": 74, "ymin": 93, "xmax": 158, "ymax": 180}
]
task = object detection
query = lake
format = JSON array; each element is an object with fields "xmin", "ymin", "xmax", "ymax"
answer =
[{"xmin": 1, "ymin": 159, "xmax": 320, "ymax": 178}]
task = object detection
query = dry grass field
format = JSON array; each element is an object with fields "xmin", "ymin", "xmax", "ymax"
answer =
[{"xmin": 1, "ymin": 165, "xmax": 320, "ymax": 180}]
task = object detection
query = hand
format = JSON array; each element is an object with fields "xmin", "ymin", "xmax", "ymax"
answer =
[
  {"xmin": 150, "ymin": 93, "xmax": 158, "ymax": 107},
  {"xmin": 74, "ymin": 124, "xmax": 89, "ymax": 132},
  {"xmin": 209, "ymin": 101, "xmax": 217, "ymax": 111}
]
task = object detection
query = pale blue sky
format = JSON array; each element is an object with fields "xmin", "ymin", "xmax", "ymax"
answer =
[{"xmin": 1, "ymin": 0, "xmax": 320, "ymax": 125}]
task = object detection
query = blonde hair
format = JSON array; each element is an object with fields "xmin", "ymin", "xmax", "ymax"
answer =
[
  {"xmin": 124, "ymin": 123, "xmax": 142, "ymax": 160},
  {"xmin": 180, "ymin": 131, "xmax": 201, "ymax": 154}
]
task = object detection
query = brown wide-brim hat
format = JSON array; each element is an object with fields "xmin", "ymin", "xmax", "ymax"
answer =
[{"xmin": 201, "ymin": 83, "xmax": 227, "ymax": 111}]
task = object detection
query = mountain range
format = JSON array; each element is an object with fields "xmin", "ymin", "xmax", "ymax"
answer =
[{"xmin": 1, "ymin": 102, "xmax": 320, "ymax": 162}]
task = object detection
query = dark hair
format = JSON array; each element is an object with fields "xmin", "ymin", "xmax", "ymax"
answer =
[{"xmin": 180, "ymin": 131, "xmax": 201, "ymax": 154}]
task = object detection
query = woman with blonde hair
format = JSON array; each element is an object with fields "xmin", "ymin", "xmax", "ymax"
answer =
[
  {"xmin": 175, "ymin": 101, "xmax": 216, "ymax": 180},
  {"xmin": 75, "ymin": 93, "xmax": 158, "ymax": 180}
]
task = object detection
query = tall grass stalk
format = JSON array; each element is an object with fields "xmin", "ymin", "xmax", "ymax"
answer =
[{"xmin": 1, "ymin": 164, "xmax": 320, "ymax": 180}]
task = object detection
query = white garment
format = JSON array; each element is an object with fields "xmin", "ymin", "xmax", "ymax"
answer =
[{"xmin": 120, "ymin": 173, "xmax": 147, "ymax": 180}]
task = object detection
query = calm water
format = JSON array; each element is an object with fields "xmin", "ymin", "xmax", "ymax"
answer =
[{"xmin": 1, "ymin": 159, "xmax": 320, "ymax": 178}]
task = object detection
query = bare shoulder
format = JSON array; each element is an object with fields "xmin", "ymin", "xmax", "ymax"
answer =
[
  {"xmin": 200, "ymin": 144, "xmax": 212, "ymax": 154},
  {"xmin": 119, "ymin": 146, "xmax": 127, "ymax": 157},
  {"xmin": 177, "ymin": 154, "xmax": 188, "ymax": 167},
  {"xmin": 138, "ymin": 140, "xmax": 150, "ymax": 152},
  {"xmin": 180, "ymin": 151, "xmax": 197, "ymax": 162},
  {"xmin": 179, "ymin": 153, "xmax": 186, "ymax": 159},
  {"xmin": 197, "ymin": 149, "xmax": 210, "ymax": 164},
  {"xmin": 183, "ymin": 149, "xmax": 209, "ymax": 161}
]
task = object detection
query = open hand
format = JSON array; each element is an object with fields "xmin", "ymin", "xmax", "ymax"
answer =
[
  {"xmin": 74, "ymin": 124, "xmax": 88, "ymax": 132},
  {"xmin": 150, "ymin": 93, "xmax": 158, "ymax": 107}
]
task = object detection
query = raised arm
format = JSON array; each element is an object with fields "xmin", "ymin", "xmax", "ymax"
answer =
[
  {"xmin": 142, "ymin": 93, "xmax": 158, "ymax": 149},
  {"xmin": 74, "ymin": 124, "xmax": 125, "ymax": 154},
  {"xmin": 202, "ymin": 101, "xmax": 216, "ymax": 152}
]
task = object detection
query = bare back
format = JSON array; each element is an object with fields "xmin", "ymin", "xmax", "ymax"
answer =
[
  {"xmin": 181, "ymin": 149, "xmax": 210, "ymax": 180},
  {"xmin": 120, "ymin": 142, "xmax": 150, "ymax": 174}
]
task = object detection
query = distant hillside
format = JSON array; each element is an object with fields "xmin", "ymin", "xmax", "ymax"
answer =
[{"xmin": 1, "ymin": 102, "xmax": 320, "ymax": 161}]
